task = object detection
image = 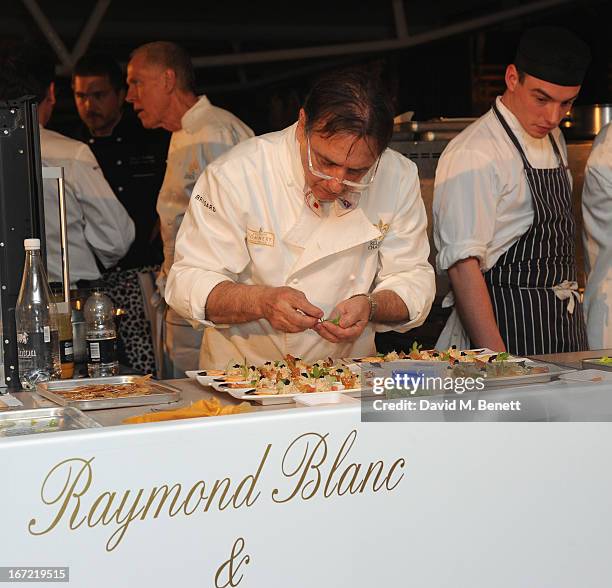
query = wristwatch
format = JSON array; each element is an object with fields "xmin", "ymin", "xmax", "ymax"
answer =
[{"xmin": 350, "ymin": 293, "xmax": 377, "ymax": 321}]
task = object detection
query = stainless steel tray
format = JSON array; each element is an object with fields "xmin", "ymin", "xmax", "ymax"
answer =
[
  {"xmin": 37, "ymin": 376, "xmax": 181, "ymax": 410},
  {"xmin": 0, "ymin": 407, "xmax": 101, "ymax": 437},
  {"xmin": 453, "ymin": 360, "xmax": 574, "ymax": 388},
  {"xmin": 581, "ymin": 358, "xmax": 612, "ymax": 372}
]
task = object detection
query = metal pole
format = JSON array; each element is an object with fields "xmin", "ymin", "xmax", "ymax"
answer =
[
  {"xmin": 392, "ymin": 0, "xmax": 409, "ymax": 40},
  {"xmin": 191, "ymin": 0, "xmax": 576, "ymax": 68},
  {"xmin": 71, "ymin": 0, "xmax": 112, "ymax": 65},
  {"xmin": 21, "ymin": 0, "xmax": 73, "ymax": 70}
]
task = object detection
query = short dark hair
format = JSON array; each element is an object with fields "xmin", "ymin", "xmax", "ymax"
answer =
[
  {"xmin": 130, "ymin": 41, "xmax": 196, "ymax": 94},
  {"xmin": 72, "ymin": 53, "xmax": 125, "ymax": 92},
  {"xmin": 302, "ymin": 64, "xmax": 395, "ymax": 156},
  {"xmin": 0, "ymin": 42, "xmax": 54, "ymax": 104}
]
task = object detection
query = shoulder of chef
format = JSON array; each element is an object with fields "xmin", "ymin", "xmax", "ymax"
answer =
[
  {"xmin": 39, "ymin": 127, "xmax": 100, "ymax": 169},
  {"xmin": 588, "ymin": 122, "xmax": 612, "ymax": 167},
  {"xmin": 439, "ymin": 100, "xmax": 564, "ymax": 165}
]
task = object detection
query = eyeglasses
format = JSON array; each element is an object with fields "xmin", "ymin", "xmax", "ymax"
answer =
[{"xmin": 306, "ymin": 136, "xmax": 380, "ymax": 191}]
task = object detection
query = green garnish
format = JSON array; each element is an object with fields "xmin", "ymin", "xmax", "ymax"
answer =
[
  {"xmin": 495, "ymin": 352, "xmax": 510, "ymax": 362},
  {"xmin": 310, "ymin": 365, "xmax": 329, "ymax": 378},
  {"xmin": 410, "ymin": 341, "xmax": 423, "ymax": 353},
  {"xmin": 47, "ymin": 418, "xmax": 59, "ymax": 428},
  {"xmin": 323, "ymin": 316, "xmax": 341, "ymax": 326},
  {"xmin": 598, "ymin": 356, "xmax": 612, "ymax": 365}
]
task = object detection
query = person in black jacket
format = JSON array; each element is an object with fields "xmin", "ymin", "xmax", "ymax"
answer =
[{"xmin": 72, "ymin": 54, "xmax": 171, "ymax": 375}]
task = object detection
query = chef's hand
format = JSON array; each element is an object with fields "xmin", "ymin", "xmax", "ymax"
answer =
[
  {"xmin": 259, "ymin": 286, "xmax": 324, "ymax": 333},
  {"xmin": 314, "ymin": 295, "xmax": 370, "ymax": 343}
]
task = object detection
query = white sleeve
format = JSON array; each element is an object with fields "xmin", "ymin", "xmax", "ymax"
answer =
[
  {"xmin": 582, "ymin": 131, "xmax": 612, "ymax": 348},
  {"xmin": 373, "ymin": 163, "xmax": 435, "ymax": 332},
  {"xmin": 433, "ymin": 147, "xmax": 498, "ymax": 272},
  {"xmin": 71, "ymin": 145, "xmax": 135, "ymax": 268},
  {"xmin": 165, "ymin": 165, "xmax": 250, "ymax": 325}
]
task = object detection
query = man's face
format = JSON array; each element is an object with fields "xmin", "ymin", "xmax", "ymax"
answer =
[
  {"xmin": 296, "ymin": 110, "xmax": 379, "ymax": 201},
  {"xmin": 126, "ymin": 53, "xmax": 171, "ymax": 129},
  {"xmin": 504, "ymin": 65, "xmax": 580, "ymax": 139},
  {"xmin": 73, "ymin": 75, "xmax": 124, "ymax": 136}
]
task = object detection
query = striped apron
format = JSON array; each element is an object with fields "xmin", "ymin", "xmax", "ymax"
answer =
[{"xmin": 483, "ymin": 103, "xmax": 588, "ymax": 356}]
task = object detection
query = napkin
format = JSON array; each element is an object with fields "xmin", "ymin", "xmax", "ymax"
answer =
[{"xmin": 123, "ymin": 398, "xmax": 252, "ymax": 424}]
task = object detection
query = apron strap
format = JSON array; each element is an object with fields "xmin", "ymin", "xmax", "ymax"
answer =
[{"xmin": 492, "ymin": 102, "xmax": 533, "ymax": 169}]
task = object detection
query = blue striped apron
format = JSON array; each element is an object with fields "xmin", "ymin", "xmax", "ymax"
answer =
[{"xmin": 483, "ymin": 103, "xmax": 588, "ymax": 355}]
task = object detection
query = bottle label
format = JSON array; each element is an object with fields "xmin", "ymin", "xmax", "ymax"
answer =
[
  {"xmin": 17, "ymin": 331, "xmax": 55, "ymax": 366},
  {"xmin": 87, "ymin": 338, "xmax": 117, "ymax": 364},
  {"xmin": 60, "ymin": 340, "xmax": 74, "ymax": 363}
]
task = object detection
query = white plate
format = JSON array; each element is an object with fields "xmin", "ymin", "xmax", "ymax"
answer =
[
  {"xmin": 213, "ymin": 382, "xmax": 362, "ymax": 405},
  {"xmin": 185, "ymin": 370, "xmax": 200, "ymax": 379},
  {"xmin": 196, "ymin": 374, "xmax": 228, "ymax": 387}
]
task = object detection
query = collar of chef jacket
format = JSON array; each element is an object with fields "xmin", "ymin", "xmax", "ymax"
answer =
[
  {"xmin": 279, "ymin": 124, "xmax": 382, "ymax": 275},
  {"xmin": 181, "ymin": 95, "xmax": 212, "ymax": 134}
]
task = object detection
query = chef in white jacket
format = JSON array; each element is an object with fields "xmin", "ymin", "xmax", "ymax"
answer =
[
  {"xmin": 582, "ymin": 122, "xmax": 612, "ymax": 349},
  {"xmin": 127, "ymin": 41, "xmax": 253, "ymax": 376},
  {"xmin": 0, "ymin": 43, "xmax": 134, "ymax": 285},
  {"xmin": 434, "ymin": 27, "xmax": 591, "ymax": 356},
  {"xmin": 166, "ymin": 66, "xmax": 434, "ymax": 368}
]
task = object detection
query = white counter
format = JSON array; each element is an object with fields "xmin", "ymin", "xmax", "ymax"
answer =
[{"xmin": 2, "ymin": 363, "xmax": 612, "ymax": 587}]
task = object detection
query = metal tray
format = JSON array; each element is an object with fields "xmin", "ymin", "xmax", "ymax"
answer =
[
  {"xmin": 0, "ymin": 407, "xmax": 101, "ymax": 437},
  {"xmin": 37, "ymin": 376, "xmax": 181, "ymax": 410},
  {"xmin": 581, "ymin": 359, "xmax": 612, "ymax": 372},
  {"xmin": 452, "ymin": 360, "xmax": 574, "ymax": 388}
]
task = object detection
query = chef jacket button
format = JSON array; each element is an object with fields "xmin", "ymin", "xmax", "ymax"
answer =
[
  {"xmin": 116, "ymin": 159, "xmax": 122, "ymax": 165},
  {"xmin": 291, "ymin": 278, "xmax": 299, "ymax": 285},
  {"xmin": 116, "ymin": 136, "xmax": 122, "ymax": 142},
  {"xmin": 117, "ymin": 186, "xmax": 124, "ymax": 192},
  {"xmin": 349, "ymin": 274, "xmax": 356, "ymax": 280},
  {"xmin": 88, "ymin": 138, "xmax": 94, "ymax": 144}
]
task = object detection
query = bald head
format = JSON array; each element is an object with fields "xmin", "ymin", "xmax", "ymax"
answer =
[{"xmin": 130, "ymin": 42, "xmax": 195, "ymax": 94}]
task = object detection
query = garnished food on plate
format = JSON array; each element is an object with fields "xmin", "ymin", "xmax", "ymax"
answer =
[{"xmin": 214, "ymin": 355, "xmax": 360, "ymax": 396}]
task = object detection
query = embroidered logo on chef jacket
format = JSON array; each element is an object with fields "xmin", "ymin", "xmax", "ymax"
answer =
[
  {"xmin": 247, "ymin": 227, "xmax": 275, "ymax": 247},
  {"xmin": 194, "ymin": 194, "xmax": 216, "ymax": 213},
  {"xmin": 368, "ymin": 220, "xmax": 390, "ymax": 250}
]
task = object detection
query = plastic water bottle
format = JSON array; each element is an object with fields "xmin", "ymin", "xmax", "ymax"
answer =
[
  {"xmin": 84, "ymin": 290, "xmax": 118, "ymax": 377},
  {"xmin": 15, "ymin": 238, "xmax": 61, "ymax": 389}
]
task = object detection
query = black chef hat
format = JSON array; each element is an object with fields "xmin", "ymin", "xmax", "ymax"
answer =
[{"xmin": 514, "ymin": 26, "xmax": 591, "ymax": 86}]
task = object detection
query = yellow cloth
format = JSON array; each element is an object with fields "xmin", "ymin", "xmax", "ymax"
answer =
[{"xmin": 123, "ymin": 398, "xmax": 252, "ymax": 424}]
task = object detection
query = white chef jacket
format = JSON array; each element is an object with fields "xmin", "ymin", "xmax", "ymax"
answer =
[
  {"xmin": 433, "ymin": 96, "xmax": 570, "ymax": 348},
  {"xmin": 582, "ymin": 122, "xmax": 612, "ymax": 349},
  {"xmin": 41, "ymin": 127, "xmax": 135, "ymax": 283},
  {"xmin": 166, "ymin": 123, "xmax": 435, "ymax": 368},
  {"xmin": 157, "ymin": 95, "xmax": 254, "ymax": 285}
]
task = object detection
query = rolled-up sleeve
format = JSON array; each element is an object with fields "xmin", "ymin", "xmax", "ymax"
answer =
[
  {"xmin": 373, "ymin": 162, "xmax": 435, "ymax": 333},
  {"xmin": 166, "ymin": 165, "xmax": 250, "ymax": 326},
  {"xmin": 433, "ymin": 147, "xmax": 497, "ymax": 272}
]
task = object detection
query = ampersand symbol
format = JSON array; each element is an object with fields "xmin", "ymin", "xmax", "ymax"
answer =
[{"xmin": 214, "ymin": 537, "xmax": 251, "ymax": 587}]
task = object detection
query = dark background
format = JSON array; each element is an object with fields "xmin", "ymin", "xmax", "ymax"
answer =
[{"xmin": 3, "ymin": 0, "xmax": 611, "ymax": 135}]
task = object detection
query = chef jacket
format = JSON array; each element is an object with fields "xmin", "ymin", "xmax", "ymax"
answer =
[
  {"xmin": 434, "ymin": 96, "xmax": 570, "ymax": 273},
  {"xmin": 166, "ymin": 123, "xmax": 435, "ymax": 368},
  {"xmin": 72, "ymin": 109, "xmax": 170, "ymax": 269},
  {"xmin": 157, "ymin": 95, "xmax": 253, "ymax": 288},
  {"xmin": 433, "ymin": 97, "xmax": 571, "ymax": 348},
  {"xmin": 41, "ymin": 127, "xmax": 135, "ymax": 283},
  {"xmin": 582, "ymin": 122, "xmax": 612, "ymax": 348}
]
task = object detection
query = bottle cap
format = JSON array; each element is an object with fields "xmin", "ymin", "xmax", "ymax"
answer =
[{"xmin": 24, "ymin": 238, "xmax": 41, "ymax": 250}]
